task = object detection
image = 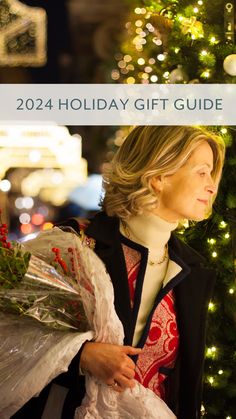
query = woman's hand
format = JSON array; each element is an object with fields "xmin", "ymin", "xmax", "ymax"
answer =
[{"xmin": 80, "ymin": 342, "xmax": 142, "ymax": 393}]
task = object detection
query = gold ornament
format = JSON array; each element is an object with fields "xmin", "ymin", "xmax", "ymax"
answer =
[
  {"xmin": 181, "ymin": 16, "xmax": 204, "ymax": 39},
  {"xmin": 223, "ymin": 54, "xmax": 236, "ymax": 76},
  {"xmin": 168, "ymin": 65, "xmax": 189, "ymax": 83}
]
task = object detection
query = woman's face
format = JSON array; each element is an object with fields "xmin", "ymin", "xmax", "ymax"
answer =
[{"xmin": 152, "ymin": 141, "xmax": 217, "ymax": 222}]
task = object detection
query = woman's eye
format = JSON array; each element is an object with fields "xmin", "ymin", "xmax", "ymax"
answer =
[{"xmin": 199, "ymin": 172, "xmax": 206, "ymax": 177}]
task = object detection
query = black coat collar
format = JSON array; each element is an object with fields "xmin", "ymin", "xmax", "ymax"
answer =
[{"xmin": 86, "ymin": 211, "xmax": 206, "ymax": 268}]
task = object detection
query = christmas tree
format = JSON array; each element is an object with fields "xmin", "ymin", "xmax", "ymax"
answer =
[
  {"xmin": 111, "ymin": 0, "xmax": 236, "ymax": 84},
  {"xmin": 109, "ymin": 1, "xmax": 236, "ymax": 417}
]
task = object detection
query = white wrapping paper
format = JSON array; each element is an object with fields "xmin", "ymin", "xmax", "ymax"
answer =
[{"xmin": 0, "ymin": 228, "xmax": 176, "ymax": 419}]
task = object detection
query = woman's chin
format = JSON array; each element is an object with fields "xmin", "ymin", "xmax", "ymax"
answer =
[
  {"xmin": 182, "ymin": 212, "xmax": 206, "ymax": 222},
  {"xmin": 191, "ymin": 213, "xmax": 206, "ymax": 222}
]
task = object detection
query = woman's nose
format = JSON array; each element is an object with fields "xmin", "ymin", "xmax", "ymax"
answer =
[{"xmin": 206, "ymin": 179, "xmax": 217, "ymax": 195}]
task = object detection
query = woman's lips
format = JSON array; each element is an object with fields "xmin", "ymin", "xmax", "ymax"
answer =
[{"xmin": 197, "ymin": 199, "xmax": 208, "ymax": 205}]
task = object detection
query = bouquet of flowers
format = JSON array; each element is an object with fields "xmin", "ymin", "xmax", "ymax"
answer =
[{"xmin": 0, "ymin": 214, "xmax": 176, "ymax": 419}]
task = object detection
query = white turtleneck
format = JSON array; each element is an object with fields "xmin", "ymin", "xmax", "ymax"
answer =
[{"xmin": 120, "ymin": 212, "xmax": 182, "ymax": 347}]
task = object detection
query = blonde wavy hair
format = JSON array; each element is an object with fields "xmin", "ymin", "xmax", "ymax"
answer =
[{"xmin": 102, "ymin": 126, "xmax": 225, "ymax": 220}]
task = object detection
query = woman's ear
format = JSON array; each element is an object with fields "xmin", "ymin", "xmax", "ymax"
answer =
[{"xmin": 150, "ymin": 176, "xmax": 163, "ymax": 193}]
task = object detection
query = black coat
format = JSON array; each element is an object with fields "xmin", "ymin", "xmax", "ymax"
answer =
[{"xmin": 12, "ymin": 212, "xmax": 216, "ymax": 419}]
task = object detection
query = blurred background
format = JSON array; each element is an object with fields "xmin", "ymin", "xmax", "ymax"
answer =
[{"xmin": 0, "ymin": 0, "xmax": 127, "ymax": 238}]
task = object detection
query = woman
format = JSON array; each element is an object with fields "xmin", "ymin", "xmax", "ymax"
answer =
[{"xmin": 12, "ymin": 125, "xmax": 225, "ymax": 419}]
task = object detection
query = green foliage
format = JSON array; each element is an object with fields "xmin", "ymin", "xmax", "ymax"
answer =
[
  {"xmin": 0, "ymin": 241, "xmax": 31, "ymax": 290},
  {"xmin": 177, "ymin": 129, "xmax": 236, "ymax": 419}
]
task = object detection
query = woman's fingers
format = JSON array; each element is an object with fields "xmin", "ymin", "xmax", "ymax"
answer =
[
  {"xmin": 122, "ymin": 366, "xmax": 136, "ymax": 380},
  {"xmin": 107, "ymin": 375, "xmax": 135, "ymax": 393},
  {"xmin": 79, "ymin": 342, "xmax": 141, "ymax": 389},
  {"xmin": 115, "ymin": 373, "xmax": 136, "ymax": 390},
  {"xmin": 122, "ymin": 346, "xmax": 143, "ymax": 356}
]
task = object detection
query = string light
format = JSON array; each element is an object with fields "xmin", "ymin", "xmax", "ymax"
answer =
[
  {"xmin": 218, "ymin": 370, "xmax": 224, "ymax": 375},
  {"xmin": 208, "ymin": 302, "xmax": 216, "ymax": 312},
  {"xmin": 23, "ymin": 197, "xmax": 34, "ymax": 209},
  {"xmin": 149, "ymin": 58, "xmax": 155, "ymax": 64},
  {"xmin": 32, "ymin": 213, "xmax": 44, "ymax": 226},
  {"xmin": 163, "ymin": 71, "xmax": 170, "ymax": 79},
  {"xmin": 201, "ymin": 50, "xmax": 208, "ymax": 56},
  {"xmin": 229, "ymin": 288, "xmax": 234, "ymax": 295},
  {"xmin": 0, "ymin": 179, "xmax": 11, "ymax": 192},
  {"xmin": 193, "ymin": 7, "xmax": 199, "ymax": 13},
  {"xmin": 146, "ymin": 23, "xmax": 154, "ymax": 32},
  {"xmin": 219, "ymin": 221, "xmax": 227, "ymax": 228},
  {"xmin": 150, "ymin": 75, "xmax": 158, "ymax": 82},
  {"xmin": 182, "ymin": 220, "xmax": 189, "ymax": 228},
  {"xmin": 133, "ymin": 36, "xmax": 143, "ymax": 50},
  {"xmin": 209, "ymin": 36, "xmax": 218, "ymax": 44},
  {"xmin": 201, "ymin": 405, "xmax": 206, "ymax": 415},
  {"xmin": 126, "ymin": 77, "xmax": 135, "ymax": 84},
  {"xmin": 157, "ymin": 54, "xmax": 165, "ymax": 61},
  {"xmin": 42, "ymin": 222, "xmax": 53, "ymax": 231},
  {"xmin": 144, "ymin": 66, "xmax": 153, "ymax": 73},
  {"xmin": 124, "ymin": 55, "xmax": 132, "ymax": 62},
  {"xmin": 111, "ymin": 70, "xmax": 120, "ymax": 80},
  {"xmin": 221, "ymin": 128, "xmax": 228, "ymax": 134},
  {"xmin": 201, "ymin": 70, "xmax": 210, "ymax": 78},
  {"xmin": 15, "ymin": 198, "xmax": 24, "ymax": 210},
  {"xmin": 212, "ymin": 251, "xmax": 217, "ymax": 258},
  {"xmin": 153, "ymin": 38, "xmax": 162, "ymax": 46},
  {"xmin": 198, "ymin": 0, "xmax": 203, "ymax": 4},
  {"xmin": 142, "ymin": 73, "xmax": 149, "ymax": 80},
  {"xmin": 21, "ymin": 224, "xmax": 33, "ymax": 235},
  {"xmin": 118, "ymin": 60, "xmax": 126, "ymax": 68},
  {"xmin": 208, "ymin": 238, "xmax": 216, "ymax": 245},
  {"xmin": 206, "ymin": 346, "xmax": 217, "ymax": 357},
  {"xmin": 137, "ymin": 58, "xmax": 145, "ymax": 65},
  {"xmin": 19, "ymin": 213, "xmax": 31, "ymax": 225},
  {"xmin": 208, "ymin": 376, "xmax": 214, "ymax": 385},
  {"xmin": 206, "ymin": 348, "xmax": 211, "ymax": 357},
  {"xmin": 224, "ymin": 233, "xmax": 230, "ymax": 239},
  {"xmin": 135, "ymin": 20, "xmax": 143, "ymax": 27}
]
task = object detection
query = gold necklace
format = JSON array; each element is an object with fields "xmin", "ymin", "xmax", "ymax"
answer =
[{"xmin": 121, "ymin": 220, "xmax": 168, "ymax": 266}]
